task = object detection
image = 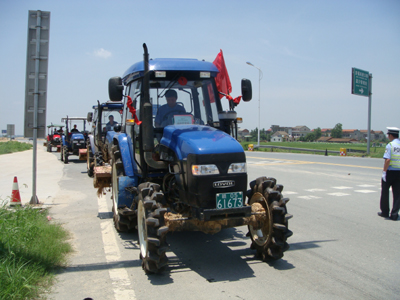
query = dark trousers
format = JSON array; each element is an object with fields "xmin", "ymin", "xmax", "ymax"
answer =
[{"xmin": 380, "ymin": 170, "xmax": 400, "ymax": 217}]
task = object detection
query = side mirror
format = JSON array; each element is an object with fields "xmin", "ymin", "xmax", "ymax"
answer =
[
  {"xmin": 87, "ymin": 112, "xmax": 93, "ymax": 122},
  {"xmin": 241, "ymin": 79, "xmax": 252, "ymax": 102},
  {"xmin": 109, "ymin": 76, "xmax": 124, "ymax": 101}
]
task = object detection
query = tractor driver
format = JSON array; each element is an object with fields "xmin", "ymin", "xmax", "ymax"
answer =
[
  {"xmin": 71, "ymin": 125, "xmax": 79, "ymax": 132},
  {"xmin": 155, "ymin": 90, "xmax": 186, "ymax": 127},
  {"xmin": 105, "ymin": 115, "xmax": 119, "ymax": 131}
]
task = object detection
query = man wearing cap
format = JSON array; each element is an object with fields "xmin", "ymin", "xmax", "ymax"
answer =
[
  {"xmin": 155, "ymin": 90, "xmax": 186, "ymax": 127},
  {"xmin": 378, "ymin": 127, "xmax": 400, "ymax": 221}
]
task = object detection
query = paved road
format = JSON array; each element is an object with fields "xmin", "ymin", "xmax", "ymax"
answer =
[{"xmin": 1, "ymin": 145, "xmax": 399, "ymax": 299}]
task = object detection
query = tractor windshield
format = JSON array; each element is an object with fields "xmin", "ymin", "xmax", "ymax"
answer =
[
  {"xmin": 101, "ymin": 109, "xmax": 122, "ymax": 133},
  {"xmin": 128, "ymin": 79, "xmax": 220, "ymax": 128}
]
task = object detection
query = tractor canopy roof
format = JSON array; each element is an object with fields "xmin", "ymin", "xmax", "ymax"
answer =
[
  {"xmin": 92, "ymin": 101, "xmax": 124, "ymax": 110},
  {"xmin": 61, "ymin": 117, "xmax": 87, "ymax": 122},
  {"xmin": 122, "ymin": 58, "xmax": 219, "ymax": 85},
  {"xmin": 47, "ymin": 124, "xmax": 64, "ymax": 128}
]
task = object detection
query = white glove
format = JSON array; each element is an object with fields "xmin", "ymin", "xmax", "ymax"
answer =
[{"xmin": 382, "ymin": 171, "xmax": 387, "ymax": 182}]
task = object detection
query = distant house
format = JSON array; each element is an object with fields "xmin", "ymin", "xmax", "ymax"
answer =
[
  {"xmin": 373, "ymin": 131, "xmax": 385, "ymax": 141},
  {"xmin": 238, "ymin": 129, "xmax": 250, "ymax": 139},
  {"xmin": 342, "ymin": 129, "xmax": 362, "ymax": 140},
  {"xmin": 271, "ymin": 131, "xmax": 290, "ymax": 142},
  {"xmin": 321, "ymin": 128, "xmax": 332, "ymax": 137},
  {"xmin": 360, "ymin": 130, "xmax": 386, "ymax": 141},
  {"xmin": 290, "ymin": 125, "xmax": 311, "ymax": 139}
]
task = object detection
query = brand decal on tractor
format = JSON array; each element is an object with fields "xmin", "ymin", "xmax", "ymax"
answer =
[{"xmin": 213, "ymin": 180, "xmax": 235, "ymax": 188}]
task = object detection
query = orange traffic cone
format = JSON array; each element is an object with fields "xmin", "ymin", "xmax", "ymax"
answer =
[{"xmin": 10, "ymin": 176, "xmax": 22, "ymax": 206}]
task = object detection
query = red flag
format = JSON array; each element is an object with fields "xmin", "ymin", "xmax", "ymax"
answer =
[{"xmin": 213, "ymin": 50, "xmax": 232, "ymax": 99}]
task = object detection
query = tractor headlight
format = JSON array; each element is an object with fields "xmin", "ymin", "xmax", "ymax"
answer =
[
  {"xmin": 192, "ymin": 164, "xmax": 219, "ymax": 176},
  {"xmin": 227, "ymin": 163, "xmax": 246, "ymax": 173}
]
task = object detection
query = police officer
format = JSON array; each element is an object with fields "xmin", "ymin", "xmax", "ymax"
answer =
[{"xmin": 378, "ymin": 127, "xmax": 400, "ymax": 220}]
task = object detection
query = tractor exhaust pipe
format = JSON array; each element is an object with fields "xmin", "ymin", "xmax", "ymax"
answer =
[{"xmin": 141, "ymin": 43, "xmax": 167, "ymax": 169}]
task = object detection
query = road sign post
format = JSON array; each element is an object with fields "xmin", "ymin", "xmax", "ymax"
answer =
[
  {"xmin": 25, "ymin": 10, "xmax": 51, "ymax": 204},
  {"xmin": 352, "ymin": 68, "xmax": 372, "ymax": 155}
]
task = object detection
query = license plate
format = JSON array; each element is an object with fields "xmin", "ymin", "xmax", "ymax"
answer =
[{"xmin": 216, "ymin": 192, "xmax": 243, "ymax": 209}]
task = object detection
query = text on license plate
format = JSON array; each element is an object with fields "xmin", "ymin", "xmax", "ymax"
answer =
[{"xmin": 216, "ymin": 192, "xmax": 243, "ymax": 209}]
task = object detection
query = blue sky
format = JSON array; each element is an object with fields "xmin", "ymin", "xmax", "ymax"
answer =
[{"xmin": 1, "ymin": 0, "xmax": 399, "ymax": 136}]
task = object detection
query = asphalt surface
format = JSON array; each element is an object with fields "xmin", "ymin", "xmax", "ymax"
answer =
[{"xmin": 1, "ymin": 143, "xmax": 399, "ymax": 300}]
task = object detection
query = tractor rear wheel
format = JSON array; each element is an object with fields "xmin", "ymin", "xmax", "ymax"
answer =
[
  {"xmin": 47, "ymin": 143, "xmax": 52, "ymax": 152},
  {"xmin": 137, "ymin": 182, "xmax": 168, "ymax": 274},
  {"xmin": 247, "ymin": 176, "xmax": 292, "ymax": 261},
  {"xmin": 60, "ymin": 146, "xmax": 64, "ymax": 161}
]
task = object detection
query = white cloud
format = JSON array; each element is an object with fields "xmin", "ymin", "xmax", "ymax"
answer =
[{"xmin": 93, "ymin": 48, "xmax": 112, "ymax": 59}]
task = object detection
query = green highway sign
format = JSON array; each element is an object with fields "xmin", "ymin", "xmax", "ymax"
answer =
[{"xmin": 352, "ymin": 68, "xmax": 369, "ymax": 97}]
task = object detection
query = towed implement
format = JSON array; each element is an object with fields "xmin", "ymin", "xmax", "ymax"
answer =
[{"xmin": 107, "ymin": 44, "xmax": 292, "ymax": 273}]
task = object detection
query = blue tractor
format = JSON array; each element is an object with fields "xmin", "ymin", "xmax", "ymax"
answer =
[
  {"xmin": 86, "ymin": 101, "xmax": 124, "ymax": 181},
  {"xmin": 108, "ymin": 44, "xmax": 292, "ymax": 273},
  {"xmin": 60, "ymin": 117, "xmax": 88, "ymax": 164}
]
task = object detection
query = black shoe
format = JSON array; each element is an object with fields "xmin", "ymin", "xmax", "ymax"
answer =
[
  {"xmin": 378, "ymin": 212, "xmax": 389, "ymax": 218},
  {"xmin": 389, "ymin": 214, "xmax": 398, "ymax": 221}
]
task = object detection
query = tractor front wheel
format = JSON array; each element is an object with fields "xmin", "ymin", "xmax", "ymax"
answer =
[
  {"xmin": 247, "ymin": 176, "xmax": 292, "ymax": 261},
  {"xmin": 137, "ymin": 182, "xmax": 168, "ymax": 274}
]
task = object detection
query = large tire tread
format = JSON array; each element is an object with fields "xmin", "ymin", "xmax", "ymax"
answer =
[
  {"xmin": 138, "ymin": 183, "xmax": 168, "ymax": 274},
  {"xmin": 247, "ymin": 176, "xmax": 292, "ymax": 262}
]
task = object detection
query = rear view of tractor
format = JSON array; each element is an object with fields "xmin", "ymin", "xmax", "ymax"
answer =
[
  {"xmin": 108, "ymin": 44, "xmax": 292, "ymax": 273},
  {"xmin": 86, "ymin": 101, "xmax": 123, "ymax": 189},
  {"xmin": 60, "ymin": 117, "xmax": 88, "ymax": 164}
]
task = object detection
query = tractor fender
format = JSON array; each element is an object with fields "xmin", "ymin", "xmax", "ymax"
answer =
[
  {"xmin": 116, "ymin": 175, "xmax": 138, "ymax": 208},
  {"xmin": 114, "ymin": 134, "xmax": 136, "ymax": 176}
]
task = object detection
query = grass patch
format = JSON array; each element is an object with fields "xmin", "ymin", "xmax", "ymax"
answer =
[
  {"xmin": 0, "ymin": 203, "xmax": 72, "ymax": 300},
  {"xmin": 241, "ymin": 141, "xmax": 386, "ymax": 158},
  {"xmin": 0, "ymin": 141, "xmax": 32, "ymax": 155}
]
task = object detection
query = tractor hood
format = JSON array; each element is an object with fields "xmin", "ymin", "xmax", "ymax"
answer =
[
  {"xmin": 160, "ymin": 125, "xmax": 244, "ymax": 160},
  {"xmin": 71, "ymin": 133, "xmax": 85, "ymax": 140}
]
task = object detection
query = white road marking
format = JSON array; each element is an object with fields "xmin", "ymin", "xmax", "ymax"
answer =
[
  {"xmin": 98, "ymin": 195, "xmax": 137, "ymax": 300},
  {"xmin": 354, "ymin": 190, "xmax": 377, "ymax": 193},
  {"xmin": 357, "ymin": 184, "xmax": 376, "ymax": 188},
  {"xmin": 332, "ymin": 186, "xmax": 353, "ymax": 190},
  {"xmin": 283, "ymin": 191, "xmax": 298, "ymax": 195},
  {"xmin": 327, "ymin": 192, "xmax": 350, "ymax": 197},
  {"xmin": 304, "ymin": 188, "xmax": 326, "ymax": 192},
  {"xmin": 297, "ymin": 195, "xmax": 322, "ymax": 200}
]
